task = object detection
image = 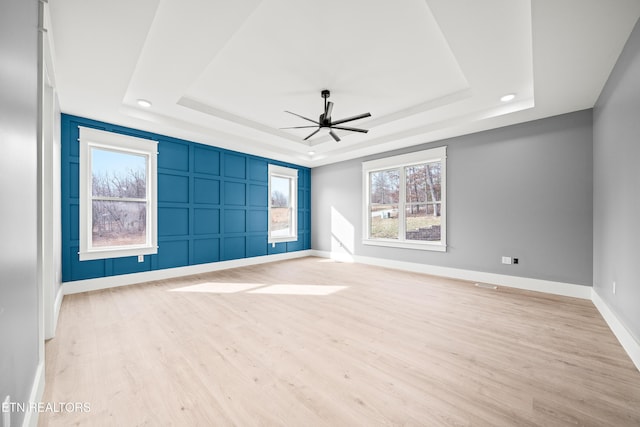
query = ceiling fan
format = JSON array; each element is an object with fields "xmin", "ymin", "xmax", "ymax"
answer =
[{"xmin": 282, "ymin": 90, "xmax": 371, "ymax": 142}]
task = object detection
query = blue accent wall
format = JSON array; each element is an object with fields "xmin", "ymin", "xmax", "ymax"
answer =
[{"xmin": 61, "ymin": 114, "xmax": 311, "ymax": 282}]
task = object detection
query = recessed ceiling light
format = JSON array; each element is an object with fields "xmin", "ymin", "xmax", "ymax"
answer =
[
  {"xmin": 308, "ymin": 151, "xmax": 315, "ymax": 156},
  {"xmin": 137, "ymin": 99, "xmax": 152, "ymax": 108},
  {"xmin": 500, "ymin": 93, "xmax": 516, "ymax": 102}
]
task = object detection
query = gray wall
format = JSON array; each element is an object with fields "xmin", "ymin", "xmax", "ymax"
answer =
[
  {"xmin": 313, "ymin": 109, "xmax": 593, "ymax": 286},
  {"xmin": 0, "ymin": 0, "xmax": 40, "ymax": 425},
  {"xmin": 593, "ymin": 18, "xmax": 640, "ymax": 340}
]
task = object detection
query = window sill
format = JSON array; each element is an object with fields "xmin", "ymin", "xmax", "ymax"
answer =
[
  {"xmin": 79, "ymin": 246, "xmax": 158, "ymax": 261},
  {"xmin": 268, "ymin": 236, "xmax": 298, "ymax": 245},
  {"xmin": 362, "ymin": 239, "xmax": 446, "ymax": 252}
]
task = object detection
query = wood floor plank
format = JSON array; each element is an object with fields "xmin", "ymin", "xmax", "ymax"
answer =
[{"xmin": 40, "ymin": 257, "xmax": 640, "ymax": 426}]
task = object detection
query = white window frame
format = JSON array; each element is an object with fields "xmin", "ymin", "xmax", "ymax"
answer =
[
  {"xmin": 79, "ymin": 127, "xmax": 158, "ymax": 261},
  {"xmin": 362, "ymin": 146, "xmax": 447, "ymax": 252},
  {"xmin": 268, "ymin": 164, "xmax": 298, "ymax": 244}
]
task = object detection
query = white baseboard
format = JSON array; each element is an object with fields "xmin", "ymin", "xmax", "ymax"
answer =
[
  {"xmin": 21, "ymin": 361, "xmax": 45, "ymax": 427},
  {"xmin": 62, "ymin": 250, "xmax": 313, "ymax": 295},
  {"xmin": 43, "ymin": 285, "xmax": 64, "ymax": 340},
  {"xmin": 591, "ymin": 289, "xmax": 640, "ymax": 372},
  {"xmin": 310, "ymin": 250, "xmax": 592, "ymax": 299},
  {"xmin": 52, "ymin": 286, "xmax": 63, "ymax": 335}
]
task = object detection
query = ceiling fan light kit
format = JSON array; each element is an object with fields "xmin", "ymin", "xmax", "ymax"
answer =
[{"xmin": 282, "ymin": 90, "xmax": 371, "ymax": 142}]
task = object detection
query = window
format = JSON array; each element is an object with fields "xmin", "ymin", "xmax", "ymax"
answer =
[
  {"xmin": 268, "ymin": 164, "xmax": 298, "ymax": 243},
  {"xmin": 79, "ymin": 127, "xmax": 158, "ymax": 260},
  {"xmin": 363, "ymin": 146, "xmax": 446, "ymax": 251}
]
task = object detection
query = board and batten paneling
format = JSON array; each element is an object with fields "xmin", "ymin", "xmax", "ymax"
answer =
[{"xmin": 61, "ymin": 114, "xmax": 311, "ymax": 282}]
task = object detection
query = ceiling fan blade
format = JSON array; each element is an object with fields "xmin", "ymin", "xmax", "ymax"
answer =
[
  {"xmin": 284, "ymin": 110, "xmax": 320, "ymax": 125},
  {"xmin": 303, "ymin": 128, "xmax": 321, "ymax": 141},
  {"xmin": 330, "ymin": 125, "xmax": 369, "ymax": 133},
  {"xmin": 329, "ymin": 130, "xmax": 341, "ymax": 142},
  {"xmin": 331, "ymin": 112, "xmax": 371, "ymax": 126},
  {"xmin": 325, "ymin": 101, "xmax": 334, "ymax": 120},
  {"xmin": 280, "ymin": 125, "xmax": 320, "ymax": 129}
]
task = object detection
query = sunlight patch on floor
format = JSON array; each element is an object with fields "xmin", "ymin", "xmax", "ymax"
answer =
[
  {"xmin": 169, "ymin": 282, "xmax": 263, "ymax": 293},
  {"xmin": 247, "ymin": 285, "xmax": 347, "ymax": 296},
  {"xmin": 169, "ymin": 282, "xmax": 348, "ymax": 296}
]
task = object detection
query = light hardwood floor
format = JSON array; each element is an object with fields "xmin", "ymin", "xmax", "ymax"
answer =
[{"xmin": 40, "ymin": 257, "xmax": 640, "ymax": 426}]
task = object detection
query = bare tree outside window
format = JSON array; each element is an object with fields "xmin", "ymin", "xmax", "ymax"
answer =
[
  {"xmin": 270, "ymin": 175, "xmax": 291, "ymax": 237},
  {"xmin": 79, "ymin": 127, "xmax": 158, "ymax": 261},
  {"xmin": 91, "ymin": 148, "xmax": 148, "ymax": 247},
  {"xmin": 405, "ymin": 162, "xmax": 441, "ymax": 241},
  {"xmin": 369, "ymin": 169, "xmax": 400, "ymax": 239},
  {"xmin": 363, "ymin": 146, "xmax": 446, "ymax": 251}
]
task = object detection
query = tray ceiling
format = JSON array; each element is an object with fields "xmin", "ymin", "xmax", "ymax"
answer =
[{"xmin": 48, "ymin": 0, "xmax": 640, "ymax": 166}]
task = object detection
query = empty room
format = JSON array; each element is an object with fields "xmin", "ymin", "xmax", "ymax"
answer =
[{"xmin": 2, "ymin": 0, "xmax": 640, "ymax": 426}]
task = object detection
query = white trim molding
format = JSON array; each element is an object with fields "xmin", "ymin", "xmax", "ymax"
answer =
[
  {"xmin": 362, "ymin": 146, "xmax": 447, "ymax": 253},
  {"xmin": 268, "ymin": 164, "xmax": 298, "ymax": 244},
  {"xmin": 62, "ymin": 250, "xmax": 313, "ymax": 295},
  {"xmin": 49, "ymin": 286, "xmax": 64, "ymax": 338},
  {"xmin": 311, "ymin": 250, "xmax": 591, "ymax": 299},
  {"xmin": 78, "ymin": 126, "xmax": 158, "ymax": 261},
  {"xmin": 22, "ymin": 361, "xmax": 45, "ymax": 427},
  {"xmin": 591, "ymin": 289, "xmax": 640, "ymax": 372}
]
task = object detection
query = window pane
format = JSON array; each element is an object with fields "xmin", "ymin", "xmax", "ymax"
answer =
[
  {"xmin": 92, "ymin": 148, "xmax": 146, "ymax": 198},
  {"xmin": 405, "ymin": 204, "xmax": 441, "ymax": 241},
  {"xmin": 92, "ymin": 200, "xmax": 146, "ymax": 247},
  {"xmin": 268, "ymin": 164, "xmax": 298, "ymax": 243},
  {"xmin": 270, "ymin": 207, "xmax": 291, "ymax": 237},
  {"xmin": 271, "ymin": 176, "xmax": 290, "ymax": 207},
  {"xmin": 369, "ymin": 169, "xmax": 400, "ymax": 239},
  {"xmin": 363, "ymin": 146, "xmax": 446, "ymax": 250},
  {"xmin": 370, "ymin": 204, "xmax": 399, "ymax": 239},
  {"xmin": 370, "ymin": 169, "xmax": 399, "ymax": 204},
  {"xmin": 405, "ymin": 162, "xmax": 441, "ymax": 203}
]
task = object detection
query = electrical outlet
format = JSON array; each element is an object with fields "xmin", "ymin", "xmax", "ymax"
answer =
[
  {"xmin": 613, "ymin": 281, "xmax": 616, "ymax": 295},
  {"xmin": 2, "ymin": 395, "xmax": 11, "ymax": 427},
  {"xmin": 137, "ymin": 255, "xmax": 144, "ymax": 263},
  {"xmin": 501, "ymin": 256, "xmax": 512, "ymax": 265},
  {"xmin": 513, "ymin": 258, "xmax": 519, "ymax": 264}
]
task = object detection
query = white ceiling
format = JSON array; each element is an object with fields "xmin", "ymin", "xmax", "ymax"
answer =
[{"xmin": 48, "ymin": 0, "xmax": 640, "ymax": 167}]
